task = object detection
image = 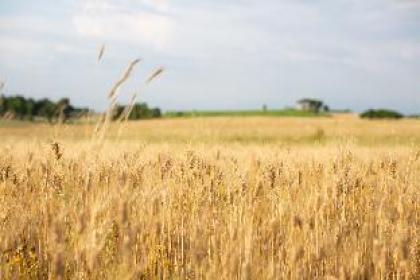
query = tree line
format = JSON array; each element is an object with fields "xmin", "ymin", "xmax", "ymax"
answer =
[
  {"xmin": 297, "ymin": 98, "xmax": 407, "ymax": 119},
  {"xmin": 0, "ymin": 95, "xmax": 88, "ymax": 122},
  {"xmin": 0, "ymin": 95, "xmax": 161, "ymax": 122}
]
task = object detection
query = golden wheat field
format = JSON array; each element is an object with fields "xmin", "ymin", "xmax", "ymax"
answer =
[{"xmin": 0, "ymin": 116, "xmax": 419, "ymax": 279}]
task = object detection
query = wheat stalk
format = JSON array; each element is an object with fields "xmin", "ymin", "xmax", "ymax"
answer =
[
  {"xmin": 98, "ymin": 44, "xmax": 106, "ymax": 62},
  {"xmin": 146, "ymin": 67, "xmax": 164, "ymax": 84},
  {"xmin": 108, "ymin": 58, "xmax": 142, "ymax": 100},
  {"xmin": 93, "ymin": 58, "xmax": 142, "ymax": 141},
  {"xmin": 1, "ymin": 117, "xmax": 419, "ymax": 278},
  {"xmin": 116, "ymin": 67, "xmax": 165, "ymax": 137},
  {"xmin": 119, "ymin": 93, "xmax": 138, "ymax": 122}
]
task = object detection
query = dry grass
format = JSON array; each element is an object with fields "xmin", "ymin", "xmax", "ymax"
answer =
[
  {"xmin": 146, "ymin": 68, "xmax": 165, "ymax": 84},
  {"xmin": 0, "ymin": 116, "xmax": 419, "ymax": 279},
  {"xmin": 108, "ymin": 59, "xmax": 142, "ymax": 99},
  {"xmin": 97, "ymin": 44, "xmax": 106, "ymax": 62}
]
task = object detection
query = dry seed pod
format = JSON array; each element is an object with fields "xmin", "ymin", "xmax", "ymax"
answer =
[
  {"xmin": 146, "ymin": 67, "xmax": 164, "ymax": 84},
  {"xmin": 98, "ymin": 44, "xmax": 106, "ymax": 62},
  {"xmin": 51, "ymin": 142, "xmax": 63, "ymax": 160},
  {"xmin": 108, "ymin": 58, "xmax": 142, "ymax": 99}
]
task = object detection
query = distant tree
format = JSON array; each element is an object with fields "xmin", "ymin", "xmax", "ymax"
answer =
[
  {"xmin": 0, "ymin": 95, "xmax": 6, "ymax": 115},
  {"xmin": 150, "ymin": 108, "xmax": 161, "ymax": 118},
  {"xmin": 7, "ymin": 95, "xmax": 27, "ymax": 119},
  {"xmin": 0, "ymin": 95, "xmax": 92, "ymax": 122},
  {"xmin": 129, "ymin": 103, "xmax": 162, "ymax": 120},
  {"xmin": 0, "ymin": 94, "xmax": 161, "ymax": 123},
  {"xmin": 35, "ymin": 98, "xmax": 57, "ymax": 122},
  {"xmin": 56, "ymin": 98, "xmax": 75, "ymax": 123},
  {"xmin": 129, "ymin": 103, "xmax": 150, "ymax": 120},
  {"xmin": 262, "ymin": 104, "xmax": 267, "ymax": 112},
  {"xmin": 112, "ymin": 102, "xmax": 162, "ymax": 120},
  {"xmin": 25, "ymin": 98, "xmax": 36, "ymax": 120},
  {"xmin": 297, "ymin": 98, "xmax": 326, "ymax": 113},
  {"xmin": 360, "ymin": 109, "xmax": 404, "ymax": 119},
  {"xmin": 112, "ymin": 104, "xmax": 125, "ymax": 120}
]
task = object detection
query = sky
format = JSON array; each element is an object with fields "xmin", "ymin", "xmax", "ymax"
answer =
[{"xmin": 0, "ymin": 0, "xmax": 419, "ymax": 113}]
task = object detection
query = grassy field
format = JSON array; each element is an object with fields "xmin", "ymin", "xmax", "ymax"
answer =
[
  {"xmin": 0, "ymin": 116, "xmax": 419, "ymax": 279},
  {"xmin": 164, "ymin": 108, "xmax": 328, "ymax": 118}
]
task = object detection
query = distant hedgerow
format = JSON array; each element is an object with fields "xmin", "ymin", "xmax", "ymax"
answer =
[{"xmin": 360, "ymin": 109, "xmax": 404, "ymax": 119}]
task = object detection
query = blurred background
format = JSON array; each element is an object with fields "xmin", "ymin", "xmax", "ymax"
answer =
[{"xmin": 0, "ymin": 0, "xmax": 419, "ymax": 113}]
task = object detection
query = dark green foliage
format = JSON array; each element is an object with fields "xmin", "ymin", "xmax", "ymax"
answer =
[
  {"xmin": 0, "ymin": 95, "xmax": 87, "ymax": 122},
  {"xmin": 113, "ymin": 102, "xmax": 161, "ymax": 120},
  {"xmin": 7, "ymin": 96, "xmax": 27, "ymax": 117},
  {"xmin": 35, "ymin": 98, "xmax": 57, "ymax": 121},
  {"xmin": 56, "ymin": 98, "xmax": 75, "ymax": 122},
  {"xmin": 0, "ymin": 94, "xmax": 160, "ymax": 122},
  {"xmin": 360, "ymin": 109, "xmax": 404, "ymax": 119},
  {"xmin": 25, "ymin": 98, "xmax": 36, "ymax": 121}
]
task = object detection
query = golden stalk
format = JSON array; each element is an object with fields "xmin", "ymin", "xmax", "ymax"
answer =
[
  {"xmin": 98, "ymin": 44, "xmax": 106, "ymax": 62},
  {"xmin": 108, "ymin": 58, "xmax": 142, "ymax": 99},
  {"xmin": 146, "ymin": 67, "xmax": 165, "ymax": 84}
]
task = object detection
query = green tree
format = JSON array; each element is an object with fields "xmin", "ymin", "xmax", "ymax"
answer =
[
  {"xmin": 56, "ymin": 98, "xmax": 75, "ymax": 123},
  {"xmin": 7, "ymin": 95, "xmax": 28, "ymax": 119},
  {"xmin": 0, "ymin": 95, "xmax": 6, "ymax": 115},
  {"xmin": 25, "ymin": 98, "xmax": 36, "ymax": 120},
  {"xmin": 150, "ymin": 108, "xmax": 161, "ymax": 118},
  {"xmin": 35, "ymin": 98, "xmax": 57, "ymax": 122},
  {"xmin": 360, "ymin": 109, "xmax": 404, "ymax": 119},
  {"xmin": 297, "ymin": 98, "xmax": 326, "ymax": 113},
  {"xmin": 112, "ymin": 102, "xmax": 162, "ymax": 120}
]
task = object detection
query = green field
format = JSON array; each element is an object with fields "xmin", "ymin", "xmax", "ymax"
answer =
[{"xmin": 164, "ymin": 108, "xmax": 329, "ymax": 118}]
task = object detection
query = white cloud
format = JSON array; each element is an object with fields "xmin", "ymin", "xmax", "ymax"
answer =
[
  {"xmin": 73, "ymin": 0, "xmax": 173, "ymax": 49},
  {"xmin": 0, "ymin": 0, "xmax": 419, "ymax": 112},
  {"xmin": 0, "ymin": 36, "xmax": 44, "ymax": 57}
]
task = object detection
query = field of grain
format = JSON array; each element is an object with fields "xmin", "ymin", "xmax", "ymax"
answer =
[{"xmin": 0, "ymin": 116, "xmax": 419, "ymax": 279}]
